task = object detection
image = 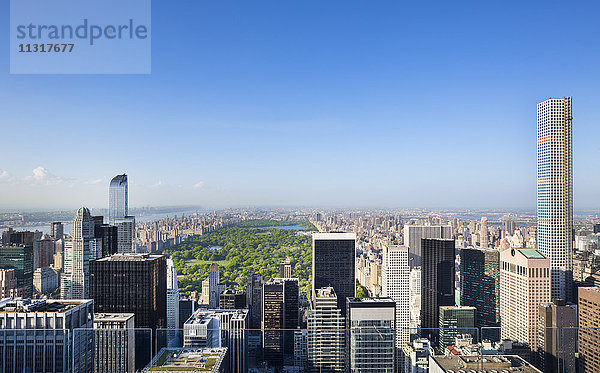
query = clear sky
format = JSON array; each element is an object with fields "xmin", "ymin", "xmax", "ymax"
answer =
[{"xmin": 1, "ymin": 1, "xmax": 599, "ymax": 211}]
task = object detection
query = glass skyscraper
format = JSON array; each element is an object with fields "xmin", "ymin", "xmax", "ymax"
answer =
[{"xmin": 109, "ymin": 174, "xmax": 128, "ymax": 225}]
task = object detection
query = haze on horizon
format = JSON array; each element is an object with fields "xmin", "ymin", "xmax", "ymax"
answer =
[{"xmin": 1, "ymin": 1, "xmax": 600, "ymax": 211}]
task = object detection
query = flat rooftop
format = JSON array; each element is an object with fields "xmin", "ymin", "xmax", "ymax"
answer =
[
  {"xmin": 347, "ymin": 297, "xmax": 395, "ymax": 304},
  {"xmin": 0, "ymin": 299, "xmax": 91, "ymax": 313},
  {"xmin": 148, "ymin": 347, "xmax": 226, "ymax": 372},
  {"xmin": 96, "ymin": 253, "xmax": 163, "ymax": 261},
  {"xmin": 431, "ymin": 355, "xmax": 542, "ymax": 373},
  {"xmin": 94, "ymin": 313, "xmax": 135, "ymax": 322},
  {"xmin": 517, "ymin": 248, "xmax": 546, "ymax": 259},
  {"xmin": 312, "ymin": 232, "xmax": 357, "ymax": 240},
  {"xmin": 185, "ymin": 309, "xmax": 248, "ymax": 325}
]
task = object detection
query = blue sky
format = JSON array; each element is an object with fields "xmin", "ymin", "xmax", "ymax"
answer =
[{"xmin": 1, "ymin": 1, "xmax": 599, "ymax": 210}]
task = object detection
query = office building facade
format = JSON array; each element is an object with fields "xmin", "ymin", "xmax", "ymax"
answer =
[
  {"xmin": 0, "ymin": 244, "xmax": 33, "ymax": 297},
  {"xmin": 403, "ymin": 225, "xmax": 452, "ymax": 267},
  {"xmin": 346, "ymin": 297, "xmax": 396, "ymax": 372},
  {"xmin": 312, "ymin": 232, "xmax": 356, "ymax": 314},
  {"xmin": 538, "ymin": 299, "xmax": 577, "ymax": 373},
  {"xmin": 537, "ymin": 97, "xmax": 573, "ymax": 300},
  {"xmin": 420, "ymin": 239, "xmax": 455, "ymax": 337},
  {"xmin": 577, "ymin": 286, "xmax": 600, "ymax": 373},
  {"xmin": 500, "ymin": 248, "xmax": 550, "ymax": 350},
  {"xmin": 307, "ymin": 287, "xmax": 345, "ymax": 372},
  {"xmin": 438, "ymin": 306, "xmax": 476, "ymax": 351},
  {"xmin": 93, "ymin": 313, "xmax": 136, "ymax": 373},
  {"xmin": 460, "ymin": 247, "xmax": 500, "ymax": 330}
]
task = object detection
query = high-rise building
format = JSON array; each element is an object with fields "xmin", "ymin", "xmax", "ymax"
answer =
[
  {"xmin": 438, "ymin": 306, "xmax": 476, "ymax": 351},
  {"xmin": 381, "ymin": 244, "xmax": 410, "ymax": 362},
  {"xmin": 166, "ymin": 259, "xmax": 180, "ymax": 346},
  {"xmin": 90, "ymin": 254, "xmax": 167, "ymax": 330},
  {"xmin": 0, "ymin": 244, "xmax": 33, "ymax": 297},
  {"xmin": 307, "ymin": 287, "xmax": 345, "ymax": 372},
  {"xmin": 262, "ymin": 277, "xmax": 299, "ymax": 366},
  {"xmin": 460, "ymin": 248, "xmax": 500, "ymax": 330},
  {"xmin": 403, "ymin": 225, "xmax": 452, "ymax": 267},
  {"xmin": 93, "ymin": 313, "xmax": 136, "ymax": 373},
  {"xmin": 109, "ymin": 174, "xmax": 128, "ymax": 225},
  {"xmin": 178, "ymin": 298, "xmax": 196, "ymax": 329},
  {"xmin": 577, "ymin": 286, "xmax": 600, "ymax": 373},
  {"xmin": 537, "ymin": 299, "xmax": 577, "ymax": 373},
  {"xmin": 206, "ymin": 263, "xmax": 226, "ymax": 309},
  {"xmin": 246, "ymin": 271, "xmax": 263, "ymax": 329},
  {"xmin": 219, "ymin": 289, "xmax": 246, "ymax": 309},
  {"xmin": 312, "ymin": 232, "xmax": 356, "ymax": 314},
  {"xmin": 346, "ymin": 297, "xmax": 396, "ymax": 372},
  {"xmin": 93, "ymin": 219, "xmax": 118, "ymax": 258},
  {"xmin": 0, "ymin": 269, "xmax": 24, "ymax": 298},
  {"xmin": 480, "ymin": 217, "xmax": 488, "ymax": 248},
  {"xmin": 35, "ymin": 234, "xmax": 57, "ymax": 269},
  {"xmin": 0, "ymin": 298, "xmax": 94, "ymax": 373},
  {"xmin": 409, "ymin": 267, "xmax": 421, "ymax": 331},
  {"xmin": 279, "ymin": 257, "xmax": 292, "ymax": 278},
  {"xmin": 183, "ymin": 309, "xmax": 249, "ymax": 373},
  {"xmin": 61, "ymin": 207, "xmax": 96, "ymax": 299},
  {"xmin": 500, "ymin": 248, "xmax": 550, "ymax": 349},
  {"xmin": 537, "ymin": 97, "xmax": 573, "ymax": 301},
  {"xmin": 420, "ymin": 239, "xmax": 455, "ymax": 337},
  {"xmin": 594, "ymin": 223, "xmax": 600, "ymax": 234},
  {"xmin": 50, "ymin": 222, "xmax": 64, "ymax": 240},
  {"xmin": 109, "ymin": 174, "xmax": 136, "ymax": 253},
  {"xmin": 33, "ymin": 266, "xmax": 58, "ymax": 294}
]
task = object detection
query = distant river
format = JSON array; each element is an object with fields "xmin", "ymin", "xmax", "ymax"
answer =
[{"xmin": 4, "ymin": 209, "xmax": 203, "ymax": 235}]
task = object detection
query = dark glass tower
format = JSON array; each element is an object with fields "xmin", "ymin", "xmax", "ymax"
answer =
[
  {"xmin": 420, "ymin": 238, "xmax": 455, "ymax": 337},
  {"xmin": 89, "ymin": 254, "xmax": 167, "ymax": 329},
  {"xmin": 312, "ymin": 233, "xmax": 356, "ymax": 313},
  {"xmin": 0, "ymin": 244, "xmax": 33, "ymax": 297},
  {"xmin": 460, "ymin": 248, "xmax": 500, "ymax": 330}
]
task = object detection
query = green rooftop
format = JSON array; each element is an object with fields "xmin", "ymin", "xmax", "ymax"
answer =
[{"xmin": 517, "ymin": 249, "xmax": 546, "ymax": 259}]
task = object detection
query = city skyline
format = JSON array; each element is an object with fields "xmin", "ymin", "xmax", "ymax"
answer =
[{"xmin": 2, "ymin": 2, "xmax": 600, "ymax": 210}]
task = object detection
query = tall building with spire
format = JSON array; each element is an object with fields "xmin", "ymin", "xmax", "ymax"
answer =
[
  {"xmin": 537, "ymin": 97, "xmax": 573, "ymax": 300},
  {"xmin": 61, "ymin": 207, "xmax": 96, "ymax": 299},
  {"xmin": 166, "ymin": 259, "xmax": 180, "ymax": 345}
]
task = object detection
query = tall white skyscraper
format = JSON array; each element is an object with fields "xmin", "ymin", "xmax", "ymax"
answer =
[
  {"xmin": 61, "ymin": 207, "xmax": 96, "ymax": 299},
  {"xmin": 480, "ymin": 217, "xmax": 488, "ymax": 248},
  {"xmin": 409, "ymin": 267, "xmax": 421, "ymax": 331},
  {"xmin": 537, "ymin": 97, "xmax": 573, "ymax": 300},
  {"xmin": 109, "ymin": 174, "xmax": 128, "ymax": 225},
  {"xmin": 108, "ymin": 174, "xmax": 136, "ymax": 253},
  {"xmin": 166, "ymin": 259, "xmax": 180, "ymax": 345},
  {"xmin": 381, "ymin": 244, "xmax": 410, "ymax": 360}
]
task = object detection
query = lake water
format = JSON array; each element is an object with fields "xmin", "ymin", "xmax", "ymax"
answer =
[{"xmin": 209, "ymin": 246, "xmax": 223, "ymax": 250}]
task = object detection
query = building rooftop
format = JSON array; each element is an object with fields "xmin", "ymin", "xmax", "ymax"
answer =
[
  {"xmin": 347, "ymin": 297, "xmax": 395, "ymax": 304},
  {"xmin": 96, "ymin": 253, "xmax": 163, "ymax": 262},
  {"xmin": 517, "ymin": 248, "xmax": 546, "ymax": 259},
  {"xmin": 430, "ymin": 355, "xmax": 542, "ymax": 373},
  {"xmin": 184, "ymin": 309, "xmax": 248, "ymax": 326},
  {"xmin": 94, "ymin": 313, "xmax": 135, "ymax": 322},
  {"xmin": 314, "ymin": 287, "xmax": 337, "ymax": 298},
  {"xmin": 312, "ymin": 232, "xmax": 357, "ymax": 240},
  {"xmin": 147, "ymin": 348, "xmax": 227, "ymax": 372},
  {"xmin": 0, "ymin": 298, "xmax": 91, "ymax": 313}
]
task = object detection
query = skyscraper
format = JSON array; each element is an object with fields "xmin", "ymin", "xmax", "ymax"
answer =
[
  {"xmin": 166, "ymin": 259, "xmax": 180, "ymax": 345},
  {"xmin": 381, "ymin": 244, "xmax": 410, "ymax": 361},
  {"xmin": 90, "ymin": 254, "xmax": 167, "ymax": 330},
  {"xmin": 312, "ymin": 232, "xmax": 356, "ymax": 314},
  {"xmin": 438, "ymin": 306, "xmax": 476, "ymax": 351},
  {"xmin": 480, "ymin": 217, "xmax": 488, "ymax": 248},
  {"xmin": 61, "ymin": 207, "xmax": 96, "ymax": 299},
  {"xmin": 206, "ymin": 263, "xmax": 226, "ymax": 309},
  {"xmin": 109, "ymin": 174, "xmax": 128, "ymax": 225},
  {"xmin": 50, "ymin": 222, "xmax": 64, "ymax": 240},
  {"xmin": 403, "ymin": 225, "xmax": 452, "ymax": 267},
  {"xmin": 538, "ymin": 299, "xmax": 577, "ymax": 373},
  {"xmin": 578, "ymin": 287, "xmax": 600, "ymax": 373},
  {"xmin": 460, "ymin": 248, "xmax": 500, "ymax": 331},
  {"xmin": 109, "ymin": 174, "xmax": 136, "ymax": 253},
  {"xmin": 346, "ymin": 297, "xmax": 396, "ymax": 372},
  {"xmin": 0, "ymin": 244, "xmax": 33, "ymax": 297},
  {"xmin": 500, "ymin": 248, "xmax": 550, "ymax": 350},
  {"xmin": 93, "ymin": 313, "xmax": 136, "ymax": 373},
  {"xmin": 262, "ymin": 277, "xmax": 299, "ymax": 366},
  {"xmin": 420, "ymin": 238, "xmax": 455, "ymax": 337},
  {"xmin": 537, "ymin": 97, "xmax": 573, "ymax": 301},
  {"xmin": 307, "ymin": 287, "xmax": 345, "ymax": 372},
  {"xmin": 246, "ymin": 271, "xmax": 263, "ymax": 329}
]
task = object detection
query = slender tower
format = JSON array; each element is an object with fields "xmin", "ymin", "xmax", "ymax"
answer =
[
  {"xmin": 537, "ymin": 97, "xmax": 573, "ymax": 301},
  {"xmin": 108, "ymin": 174, "xmax": 128, "ymax": 225}
]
